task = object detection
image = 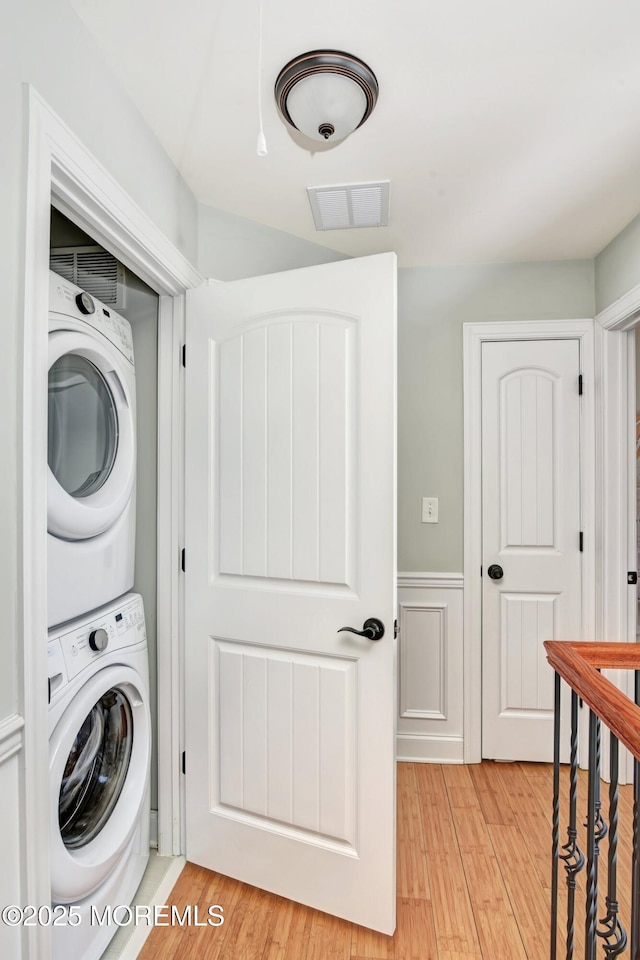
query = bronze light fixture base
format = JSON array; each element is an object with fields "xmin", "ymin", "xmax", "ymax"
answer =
[{"xmin": 275, "ymin": 50, "xmax": 379, "ymax": 143}]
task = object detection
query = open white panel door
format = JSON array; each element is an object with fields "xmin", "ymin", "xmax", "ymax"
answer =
[{"xmin": 184, "ymin": 253, "xmax": 397, "ymax": 934}]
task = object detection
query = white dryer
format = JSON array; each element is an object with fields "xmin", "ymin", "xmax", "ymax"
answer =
[
  {"xmin": 48, "ymin": 271, "xmax": 137, "ymax": 627},
  {"xmin": 48, "ymin": 593, "xmax": 150, "ymax": 960}
]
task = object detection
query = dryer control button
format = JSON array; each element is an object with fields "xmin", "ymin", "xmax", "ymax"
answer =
[{"xmin": 89, "ymin": 628, "xmax": 109, "ymax": 652}]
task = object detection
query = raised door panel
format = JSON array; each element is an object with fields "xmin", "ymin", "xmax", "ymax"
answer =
[
  {"xmin": 216, "ymin": 641, "xmax": 357, "ymax": 848},
  {"xmin": 499, "ymin": 593, "xmax": 557, "ymax": 714},
  {"xmin": 218, "ymin": 316, "xmax": 355, "ymax": 591},
  {"xmin": 501, "ymin": 371, "xmax": 557, "ymax": 551}
]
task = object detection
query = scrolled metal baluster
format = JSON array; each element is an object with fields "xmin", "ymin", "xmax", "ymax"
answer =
[
  {"xmin": 559, "ymin": 690, "xmax": 584, "ymax": 960},
  {"xmin": 551, "ymin": 672, "xmax": 561, "ymax": 960},
  {"xmin": 596, "ymin": 733, "xmax": 627, "ymax": 957},
  {"xmin": 585, "ymin": 710, "xmax": 599, "ymax": 960},
  {"xmin": 594, "ymin": 714, "xmax": 608, "ymax": 853}
]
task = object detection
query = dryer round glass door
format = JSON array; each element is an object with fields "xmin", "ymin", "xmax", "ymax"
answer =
[
  {"xmin": 48, "ymin": 355, "xmax": 118, "ymax": 500},
  {"xmin": 47, "ymin": 329, "xmax": 135, "ymax": 541},
  {"xmin": 58, "ymin": 687, "xmax": 133, "ymax": 849}
]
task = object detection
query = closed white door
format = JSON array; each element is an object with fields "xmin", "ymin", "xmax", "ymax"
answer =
[
  {"xmin": 184, "ymin": 254, "xmax": 397, "ymax": 934},
  {"xmin": 482, "ymin": 338, "xmax": 581, "ymax": 761}
]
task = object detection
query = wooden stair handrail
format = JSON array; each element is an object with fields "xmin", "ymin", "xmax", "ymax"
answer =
[{"xmin": 544, "ymin": 641, "xmax": 640, "ymax": 761}]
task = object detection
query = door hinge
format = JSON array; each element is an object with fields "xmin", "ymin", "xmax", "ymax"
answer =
[
  {"xmin": 182, "ymin": 344, "xmax": 186, "ymax": 367},
  {"xmin": 394, "ymin": 619, "xmax": 398, "ymax": 639},
  {"xmin": 578, "ymin": 374, "xmax": 583, "ymax": 395},
  {"xmin": 579, "ymin": 532, "xmax": 584, "ymax": 552},
  {"xmin": 628, "ymin": 571, "xmax": 638, "ymax": 585},
  {"xmin": 182, "ymin": 751, "xmax": 186, "ymax": 775},
  {"xmin": 181, "ymin": 548, "xmax": 186, "ymax": 572},
  {"xmin": 480, "ymin": 566, "xmax": 483, "ymax": 577}
]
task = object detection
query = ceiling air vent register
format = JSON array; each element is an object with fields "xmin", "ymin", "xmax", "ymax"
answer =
[{"xmin": 307, "ymin": 181, "xmax": 390, "ymax": 231}]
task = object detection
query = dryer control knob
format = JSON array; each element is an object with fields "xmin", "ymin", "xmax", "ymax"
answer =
[
  {"xmin": 75, "ymin": 291, "xmax": 95, "ymax": 315},
  {"xmin": 89, "ymin": 628, "xmax": 108, "ymax": 652}
]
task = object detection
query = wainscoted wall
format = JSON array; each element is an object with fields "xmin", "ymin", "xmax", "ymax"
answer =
[
  {"xmin": 397, "ymin": 574, "xmax": 464, "ymax": 763},
  {"xmin": 0, "ymin": 714, "xmax": 24, "ymax": 959}
]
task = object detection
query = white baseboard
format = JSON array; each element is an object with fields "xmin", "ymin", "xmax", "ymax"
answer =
[
  {"xmin": 107, "ymin": 855, "xmax": 186, "ymax": 960},
  {"xmin": 397, "ymin": 734, "xmax": 464, "ymax": 764}
]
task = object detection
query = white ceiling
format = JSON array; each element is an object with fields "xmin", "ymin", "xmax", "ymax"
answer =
[{"xmin": 68, "ymin": 0, "xmax": 640, "ymax": 267}]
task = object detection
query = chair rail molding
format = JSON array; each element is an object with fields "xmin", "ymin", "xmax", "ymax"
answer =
[
  {"xmin": 398, "ymin": 572, "xmax": 464, "ymax": 590},
  {"xmin": 396, "ymin": 572, "xmax": 464, "ymax": 764},
  {"xmin": 0, "ymin": 714, "xmax": 24, "ymax": 766}
]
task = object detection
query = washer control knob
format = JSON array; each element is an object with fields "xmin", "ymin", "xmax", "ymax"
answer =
[
  {"xmin": 75, "ymin": 291, "xmax": 95, "ymax": 315},
  {"xmin": 89, "ymin": 628, "xmax": 108, "ymax": 652}
]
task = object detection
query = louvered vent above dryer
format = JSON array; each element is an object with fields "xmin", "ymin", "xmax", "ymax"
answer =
[{"xmin": 49, "ymin": 246, "xmax": 126, "ymax": 309}]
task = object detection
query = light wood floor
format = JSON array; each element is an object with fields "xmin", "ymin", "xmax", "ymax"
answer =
[{"xmin": 138, "ymin": 761, "xmax": 635, "ymax": 960}]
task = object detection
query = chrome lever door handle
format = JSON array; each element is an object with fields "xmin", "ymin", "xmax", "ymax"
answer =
[{"xmin": 338, "ymin": 618, "xmax": 385, "ymax": 641}]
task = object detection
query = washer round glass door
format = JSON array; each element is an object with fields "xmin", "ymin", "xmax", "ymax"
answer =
[
  {"xmin": 47, "ymin": 329, "xmax": 135, "ymax": 541},
  {"xmin": 58, "ymin": 688, "xmax": 133, "ymax": 849},
  {"xmin": 49, "ymin": 665, "xmax": 150, "ymax": 904}
]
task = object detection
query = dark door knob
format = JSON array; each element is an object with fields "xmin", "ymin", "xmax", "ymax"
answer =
[
  {"xmin": 338, "ymin": 618, "xmax": 385, "ymax": 641},
  {"xmin": 487, "ymin": 564, "xmax": 504, "ymax": 581}
]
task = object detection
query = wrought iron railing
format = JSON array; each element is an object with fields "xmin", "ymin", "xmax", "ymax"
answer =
[{"xmin": 545, "ymin": 641, "xmax": 640, "ymax": 960}]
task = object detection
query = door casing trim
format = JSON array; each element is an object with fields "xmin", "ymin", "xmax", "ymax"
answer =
[
  {"xmin": 462, "ymin": 319, "xmax": 596, "ymax": 763},
  {"xmin": 595, "ymin": 293, "xmax": 640, "ymax": 784},
  {"xmin": 22, "ymin": 86, "xmax": 201, "ymax": 958}
]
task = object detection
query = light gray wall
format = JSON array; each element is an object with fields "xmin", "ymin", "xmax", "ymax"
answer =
[
  {"xmin": 398, "ymin": 260, "xmax": 595, "ymax": 572},
  {"xmin": 198, "ymin": 203, "xmax": 348, "ymax": 280},
  {"xmin": 595, "ymin": 214, "xmax": 640, "ymax": 314}
]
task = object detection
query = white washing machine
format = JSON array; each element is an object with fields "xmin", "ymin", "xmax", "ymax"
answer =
[
  {"xmin": 48, "ymin": 270, "xmax": 137, "ymax": 628},
  {"xmin": 48, "ymin": 594, "xmax": 151, "ymax": 960}
]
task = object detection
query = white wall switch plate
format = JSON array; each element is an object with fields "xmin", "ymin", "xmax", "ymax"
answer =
[{"xmin": 422, "ymin": 497, "xmax": 439, "ymax": 523}]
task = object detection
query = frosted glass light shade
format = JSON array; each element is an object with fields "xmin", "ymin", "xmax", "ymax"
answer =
[
  {"xmin": 286, "ymin": 74, "xmax": 368, "ymax": 143},
  {"xmin": 275, "ymin": 51, "xmax": 378, "ymax": 145}
]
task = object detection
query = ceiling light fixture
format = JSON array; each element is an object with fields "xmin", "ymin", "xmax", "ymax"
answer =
[{"xmin": 275, "ymin": 50, "xmax": 378, "ymax": 145}]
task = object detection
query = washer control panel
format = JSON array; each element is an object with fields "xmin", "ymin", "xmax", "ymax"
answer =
[
  {"xmin": 48, "ymin": 594, "xmax": 146, "ymax": 684},
  {"xmin": 49, "ymin": 271, "xmax": 134, "ymax": 364}
]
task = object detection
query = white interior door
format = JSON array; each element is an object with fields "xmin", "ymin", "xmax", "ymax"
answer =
[
  {"xmin": 184, "ymin": 254, "xmax": 397, "ymax": 934},
  {"xmin": 482, "ymin": 338, "xmax": 581, "ymax": 761}
]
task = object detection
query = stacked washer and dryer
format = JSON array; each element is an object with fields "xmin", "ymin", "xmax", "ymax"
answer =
[{"xmin": 47, "ymin": 271, "xmax": 151, "ymax": 960}]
